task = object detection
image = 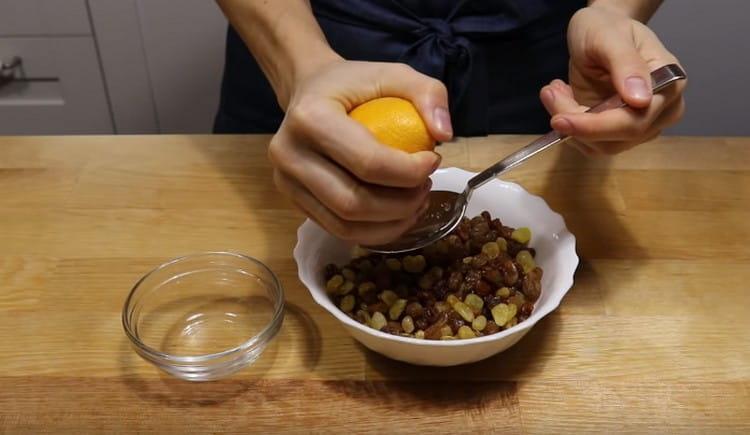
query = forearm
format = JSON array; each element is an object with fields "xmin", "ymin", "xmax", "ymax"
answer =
[
  {"xmin": 588, "ymin": 0, "xmax": 663, "ymax": 22},
  {"xmin": 216, "ymin": 0, "xmax": 341, "ymax": 109}
]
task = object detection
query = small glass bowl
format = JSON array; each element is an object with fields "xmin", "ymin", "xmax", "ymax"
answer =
[{"xmin": 122, "ymin": 252, "xmax": 284, "ymax": 381}]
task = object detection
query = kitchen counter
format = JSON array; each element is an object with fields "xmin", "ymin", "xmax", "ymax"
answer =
[{"xmin": 1, "ymin": 134, "xmax": 748, "ymax": 433}]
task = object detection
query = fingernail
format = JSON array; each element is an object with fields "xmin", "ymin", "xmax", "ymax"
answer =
[
  {"xmin": 552, "ymin": 117, "xmax": 574, "ymax": 135},
  {"xmin": 433, "ymin": 106, "xmax": 453, "ymax": 137},
  {"xmin": 430, "ymin": 152, "xmax": 442, "ymax": 172},
  {"xmin": 543, "ymin": 88, "xmax": 555, "ymax": 103},
  {"xmin": 625, "ymin": 76, "xmax": 651, "ymax": 101}
]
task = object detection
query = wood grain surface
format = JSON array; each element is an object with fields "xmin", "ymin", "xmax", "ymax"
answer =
[{"xmin": 1, "ymin": 135, "xmax": 748, "ymax": 434}]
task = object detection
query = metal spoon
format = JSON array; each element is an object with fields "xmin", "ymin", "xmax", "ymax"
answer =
[{"xmin": 365, "ymin": 63, "xmax": 687, "ymax": 254}]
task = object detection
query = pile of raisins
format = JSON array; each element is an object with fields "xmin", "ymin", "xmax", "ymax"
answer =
[{"xmin": 324, "ymin": 211, "xmax": 542, "ymax": 340}]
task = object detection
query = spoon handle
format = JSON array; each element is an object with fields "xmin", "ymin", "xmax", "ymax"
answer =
[{"xmin": 466, "ymin": 63, "xmax": 687, "ymax": 191}]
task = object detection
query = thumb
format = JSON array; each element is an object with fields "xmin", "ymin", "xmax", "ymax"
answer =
[
  {"xmin": 594, "ymin": 30, "xmax": 653, "ymax": 108},
  {"xmin": 410, "ymin": 78, "xmax": 453, "ymax": 143}
]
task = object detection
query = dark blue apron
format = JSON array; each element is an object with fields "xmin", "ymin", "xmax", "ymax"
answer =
[{"xmin": 214, "ymin": 0, "xmax": 585, "ymax": 136}]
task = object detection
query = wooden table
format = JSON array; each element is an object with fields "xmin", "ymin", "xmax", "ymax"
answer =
[{"xmin": 1, "ymin": 135, "xmax": 748, "ymax": 433}]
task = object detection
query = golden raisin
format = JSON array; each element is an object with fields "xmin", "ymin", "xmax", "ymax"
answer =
[
  {"xmin": 326, "ymin": 274, "xmax": 344, "ymax": 293},
  {"xmin": 358, "ymin": 281, "xmax": 376, "ymax": 297},
  {"xmin": 379, "ymin": 290, "xmax": 399, "ymax": 307},
  {"xmin": 481, "ymin": 242, "xmax": 501, "ymax": 259},
  {"xmin": 511, "ymin": 227, "xmax": 532, "ymax": 244},
  {"xmin": 369, "ymin": 312, "xmax": 387, "ymax": 330},
  {"xmin": 338, "ymin": 280, "xmax": 355, "ymax": 295},
  {"xmin": 385, "ymin": 258, "xmax": 402, "ymax": 271},
  {"xmin": 446, "ymin": 294, "xmax": 460, "ymax": 307},
  {"xmin": 464, "ymin": 293, "xmax": 484, "ymax": 315},
  {"xmin": 491, "ymin": 303, "xmax": 513, "ymax": 326},
  {"xmin": 496, "ymin": 287, "xmax": 511, "ymax": 298},
  {"xmin": 401, "ymin": 315, "xmax": 415, "ymax": 333},
  {"xmin": 495, "ymin": 237, "xmax": 508, "ymax": 252},
  {"xmin": 457, "ymin": 325, "xmax": 476, "ymax": 339},
  {"xmin": 472, "ymin": 315, "xmax": 487, "ymax": 332},
  {"xmin": 516, "ymin": 250, "xmax": 536, "ymax": 274},
  {"xmin": 403, "ymin": 255, "xmax": 426, "ymax": 273},
  {"xmin": 389, "ymin": 298, "xmax": 407, "ymax": 320},
  {"xmin": 340, "ymin": 295, "xmax": 355, "ymax": 312},
  {"xmin": 453, "ymin": 301, "xmax": 475, "ymax": 322}
]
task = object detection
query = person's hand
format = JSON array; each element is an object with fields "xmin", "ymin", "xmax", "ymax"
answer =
[
  {"xmin": 269, "ymin": 59, "xmax": 453, "ymax": 244},
  {"xmin": 540, "ymin": 5, "xmax": 686, "ymax": 156}
]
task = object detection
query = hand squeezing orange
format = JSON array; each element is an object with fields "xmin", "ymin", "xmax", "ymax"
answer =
[{"xmin": 348, "ymin": 97, "xmax": 436, "ymax": 153}]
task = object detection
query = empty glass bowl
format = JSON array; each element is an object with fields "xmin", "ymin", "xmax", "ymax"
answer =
[{"xmin": 122, "ymin": 252, "xmax": 284, "ymax": 381}]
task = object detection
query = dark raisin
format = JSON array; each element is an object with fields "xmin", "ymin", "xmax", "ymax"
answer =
[
  {"xmin": 480, "ymin": 211, "xmax": 492, "ymax": 222},
  {"xmin": 415, "ymin": 317, "xmax": 429, "ymax": 331},
  {"xmin": 448, "ymin": 271, "xmax": 463, "ymax": 291},
  {"xmin": 474, "ymin": 279, "xmax": 493, "ymax": 296},
  {"xmin": 432, "ymin": 279, "xmax": 448, "ymax": 301},
  {"xmin": 424, "ymin": 312, "xmax": 449, "ymax": 339},
  {"xmin": 482, "ymin": 267, "xmax": 503, "ymax": 286},
  {"xmin": 521, "ymin": 267, "xmax": 543, "ymax": 301},
  {"xmin": 484, "ymin": 320, "xmax": 501, "ymax": 334},
  {"xmin": 501, "ymin": 259, "xmax": 519, "ymax": 286},
  {"xmin": 383, "ymin": 321, "xmax": 403, "ymax": 335},
  {"xmin": 520, "ymin": 302, "xmax": 535, "ymax": 317},
  {"xmin": 484, "ymin": 296, "xmax": 503, "ymax": 309},
  {"xmin": 405, "ymin": 302, "xmax": 424, "ymax": 319},
  {"xmin": 447, "ymin": 310, "xmax": 465, "ymax": 334},
  {"xmin": 471, "ymin": 253, "xmax": 489, "ymax": 268}
]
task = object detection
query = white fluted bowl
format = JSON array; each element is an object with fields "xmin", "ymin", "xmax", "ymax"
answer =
[{"xmin": 293, "ymin": 167, "xmax": 578, "ymax": 366}]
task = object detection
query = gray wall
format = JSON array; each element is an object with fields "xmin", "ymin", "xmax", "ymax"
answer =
[{"xmin": 650, "ymin": 0, "xmax": 750, "ymax": 136}]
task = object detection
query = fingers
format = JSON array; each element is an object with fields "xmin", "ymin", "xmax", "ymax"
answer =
[
  {"xmin": 269, "ymin": 132, "xmax": 431, "ymax": 222},
  {"xmin": 572, "ymin": 95, "xmax": 685, "ymax": 156},
  {"xmin": 542, "ymin": 75, "xmax": 683, "ymax": 142},
  {"xmin": 282, "ymin": 99, "xmax": 441, "ymax": 188},
  {"xmin": 540, "ymin": 78, "xmax": 685, "ymax": 155},
  {"xmin": 540, "ymin": 80, "xmax": 587, "ymax": 115},
  {"xmin": 274, "ymin": 169, "xmax": 426, "ymax": 244}
]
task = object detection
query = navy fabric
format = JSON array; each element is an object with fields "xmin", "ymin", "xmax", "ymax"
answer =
[{"xmin": 214, "ymin": 0, "xmax": 586, "ymax": 135}]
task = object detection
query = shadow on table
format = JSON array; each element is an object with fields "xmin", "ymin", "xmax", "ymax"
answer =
[
  {"xmin": 325, "ymin": 312, "xmax": 559, "ymax": 410},
  {"xmin": 117, "ymin": 302, "xmax": 321, "ymax": 407},
  {"xmin": 537, "ymin": 145, "xmax": 648, "ymax": 307}
]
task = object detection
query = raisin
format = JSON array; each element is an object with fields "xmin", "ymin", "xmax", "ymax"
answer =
[
  {"xmin": 383, "ymin": 321, "xmax": 403, "ymax": 335},
  {"xmin": 424, "ymin": 312, "xmax": 449, "ymax": 340},
  {"xmin": 415, "ymin": 317, "xmax": 429, "ymax": 331},
  {"xmin": 448, "ymin": 271, "xmax": 464, "ymax": 291},
  {"xmin": 501, "ymin": 259, "xmax": 519, "ymax": 286},
  {"xmin": 482, "ymin": 267, "xmax": 503, "ymax": 286},
  {"xmin": 324, "ymin": 264, "xmax": 339, "ymax": 280},
  {"xmin": 474, "ymin": 279, "xmax": 493, "ymax": 296},
  {"xmin": 405, "ymin": 302, "xmax": 424, "ymax": 319},
  {"xmin": 484, "ymin": 320, "xmax": 501, "ymax": 334},
  {"xmin": 522, "ymin": 267, "xmax": 543, "ymax": 301}
]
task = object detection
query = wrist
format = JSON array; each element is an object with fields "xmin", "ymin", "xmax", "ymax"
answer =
[{"xmin": 280, "ymin": 46, "xmax": 343, "ymax": 109}]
